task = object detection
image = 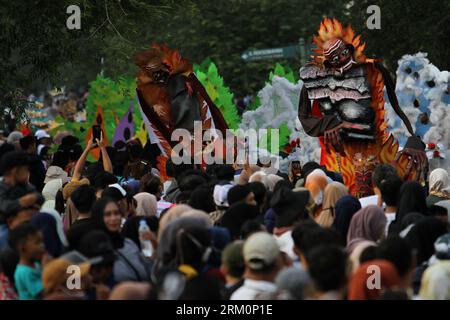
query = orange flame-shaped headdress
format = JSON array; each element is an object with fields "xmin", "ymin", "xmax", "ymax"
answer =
[{"xmin": 311, "ymin": 18, "xmax": 371, "ymax": 66}]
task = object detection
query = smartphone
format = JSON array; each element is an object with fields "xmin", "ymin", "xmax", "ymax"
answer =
[{"xmin": 92, "ymin": 125, "xmax": 102, "ymax": 141}]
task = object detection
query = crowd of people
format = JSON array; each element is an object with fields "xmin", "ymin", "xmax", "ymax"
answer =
[{"xmin": 0, "ymin": 127, "xmax": 449, "ymax": 300}]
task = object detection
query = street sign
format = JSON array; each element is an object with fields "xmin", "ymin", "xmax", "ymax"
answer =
[{"xmin": 241, "ymin": 45, "xmax": 299, "ymax": 62}]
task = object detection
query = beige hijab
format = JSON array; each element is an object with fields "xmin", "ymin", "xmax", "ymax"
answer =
[
  {"xmin": 316, "ymin": 182, "xmax": 348, "ymax": 227},
  {"xmin": 133, "ymin": 192, "xmax": 157, "ymax": 217}
]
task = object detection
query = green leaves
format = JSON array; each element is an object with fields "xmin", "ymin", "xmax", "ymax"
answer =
[{"xmin": 194, "ymin": 60, "xmax": 241, "ymax": 130}]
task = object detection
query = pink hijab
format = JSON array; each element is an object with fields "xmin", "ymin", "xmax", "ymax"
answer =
[{"xmin": 346, "ymin": 205, "xmax": 387, "ymax": 253}]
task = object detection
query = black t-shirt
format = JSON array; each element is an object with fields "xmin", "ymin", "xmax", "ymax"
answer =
[{"xmin": 67, "ymin": 218, "xmax": 95, "ymax": 251}]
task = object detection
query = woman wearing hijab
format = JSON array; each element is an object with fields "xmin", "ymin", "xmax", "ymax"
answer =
[
  {"xmin": 389, "ymin": 181, "xmax": 428, "ymax": 236},
  {"xmin": 404, "ymin": 217, "xmax": 448, "ymax": 266},
  {"xmin": 346, "ymin": 205, "xmax": 387, "ymax": 254},
  {"xmin": 91, "ymin": 197, "xmax": 151, "ymax": 283},
  {"xmin": 304, "ymin": 169, "xmax": 329, "ymax": 219},
  {"xmin": 419, "ymin": 261, "xmax": 450, "ymax": 300},
  {"xmin": 316, "ymin": 182, "xmax": 348, "ymax": 227},
  {"xmin": 133, "ymin": 192, "xmax": 157, "ymax": 217},
  {"xmin": 427, "ymin": 168, "xmax": 450, "ymax": 207},
  {"xmin": 348, "ymin": 260, "xmax": 403, "ymax": 300},
  {"xmin": 30, "ymin": 212, "xmax": 65, "ymax": 258},
  {"xmin": 332, "ymin": 195, "xmax": 362, "ymax": 245}
]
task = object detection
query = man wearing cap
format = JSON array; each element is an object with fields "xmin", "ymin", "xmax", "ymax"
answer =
[
  {"xmin": 35, "ymin": 130, "xmax": 52, "ymax": 148},
  {"xmin": 230, "ymin": 232, "xmax": 283, "ymax": 300}
]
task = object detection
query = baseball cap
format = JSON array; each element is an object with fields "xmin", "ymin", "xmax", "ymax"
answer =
[
  {"xmin": 243, "ymin": 232, "xmax": 280, "ymax": 270},
  {"xmin": 35, "ymin": 129, "xmax": 51, "ymax": 140},
  {"xmin": 213, "ymin": 184, "xmax": 233, "ymax": 207},
  {"xmin": 42, "ymin": 250, "xmax": 91, "ymax": 294}
]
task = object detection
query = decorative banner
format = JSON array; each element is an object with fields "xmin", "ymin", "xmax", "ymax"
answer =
[
  {"xmin": 112, "ymin": 100, "xmax": 135, "ymax": 147},
  {"xmin": 85, "ymin": 105, "xmax": 109, "ymax": 159}
]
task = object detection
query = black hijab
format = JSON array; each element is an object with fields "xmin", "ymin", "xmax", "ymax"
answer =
[
  {"xmin": 332, "ymin": 195, "xmax": 362, "ymax": 245},
  {"xmin": 91, "ymin": 197, "xmax": 124, "ymax": 249},
  {"xmin": 390, "ymin": 181, "xmax": 428, "ymax": 235}
]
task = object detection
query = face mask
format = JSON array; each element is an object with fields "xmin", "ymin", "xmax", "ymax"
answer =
[{"xmin": 314, "ymin": 191, "xmax": 323, "ymax": 205}]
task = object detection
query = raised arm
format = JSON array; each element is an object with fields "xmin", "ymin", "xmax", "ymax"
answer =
[
  {"xmin": 72, "ymin": 138, "xmax": 94, "ymax": 181},
  {"xmin": 97, "ymin": 132, "xmax": 113, "ymax": 174}
]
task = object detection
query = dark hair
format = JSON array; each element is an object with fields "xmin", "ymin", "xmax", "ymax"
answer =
[
  {"xmin": 395, "ymin": 181, "xmax": 428, "ymax": 226},
  {"xmin": 50, "ymin": 150, "xmax": 69, "ymax": 169},
  {"xmin": 0, "ymin": 143, "xmax": 15, "ymax": 161},
  {"xmin": 91, "ymin": 197, "xmax": 124, "ymax": 249},
  {"xmin": 19, "ymin": 135, "xmax": 35, "ymax": 151},
  {"xmin": 379, "ymin": 175, "xmax": 403, "ymax": 207},
  {"xmin": 8, "ymin": 222, "xmax": 40, "ymax": 253},
  {"xmin": 94, "ymin": 172, "xmax": 118, "ymax": 191},
  {"xmin": 359, "ymin": 245, "xmax": 377, "ymax": 265},
  {"xmin": 405, "ymin": 217, "xmax": 447, "ymax": 265},
  {"xmin": 178, "ymin": 274, "xmax": 222, "ymax": 300},
  {"xmin": 428, "ymin": 205, "xmax": 448, "ymax": 217},
  {"xmin": 0, "ymin": 150, "xmax": 29, "ymax": 175},
  {"xmin": 376, "ymin": 236, "xmax": 413, "ymax": 277},
  {"xmin": 292, "ymin": 222, "xmax": 342, "ymax": 256},
  {"xmin": 123, "ymin": 159, "xmax": 150, "ymax": 180},
  {"xmin": 240, "ymin": 220, "xmax": 264, "ymax": 239},
  {"xmin": 139, "ymin": 173, "xmax": 162, "ymax": 195},
  {"xmin": 102, "ymin": 187, "xmax": 125, "ymax": 202},
  {"xmin": 78, "ymin": 230, "xmax": 116, "ymax": 266},
  {"xmin": 306, "ymin": 245, "xmax": 347, "ymax": 292},
  {"xmin": 215, "ymin": 165, "xmax": 235, "ymax": 182},
  {"xmin": 372, "ymin": 164, "xmax": 398, "ymax": 189},
  {"xmin": 188, "ymin": 187, "xmax": 215, "ymax": 213},
  {"xmin": 248, "ymin": 182, "xmax": 267, "ymax": 209},
  {"xmin": 179, "ymin": 175, "xmax": 207, "ymax": 192},
  {"xmin": 227, "ymin": 184, "xmax": 251, "ymax": 206},
  {"xmin": 70, "ymin": 185, "xmax": 97, "ymax": 213}
]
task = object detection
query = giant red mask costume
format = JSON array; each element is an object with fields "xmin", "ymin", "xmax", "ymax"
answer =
[{"xmin": 298, "ymin": 18, "xmax": 428, "ymax": 197}]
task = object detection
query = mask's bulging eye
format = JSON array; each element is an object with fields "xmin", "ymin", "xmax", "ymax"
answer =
[
  {"xmin": 331, "ymin": 55, "xmax": 339, "ymax": 63},
  {"xmin": 341, "ymin": 49, "xmax": 349, "ymax": 56}
]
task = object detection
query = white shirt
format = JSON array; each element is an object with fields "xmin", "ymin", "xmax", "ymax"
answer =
[
  {"xmin": 385, "ymin": 211, "xmax": 396, "ymax": 235},
  {"xmin": 230, "ymin": 279, "xmax": 278, "ymax": 300}
]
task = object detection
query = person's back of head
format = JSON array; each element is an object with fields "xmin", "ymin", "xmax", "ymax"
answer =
[
  {"xmin": 221, "ymin": 240, "xmax": 245, "ymax": 280},
  {"xmin": 227, "ymin": 184, "xmax": 252, "ymax": 206},
  {"xmin": 249, "ymin": 182, "xmax": 267, "ymax": 210},
  {"xmin": 397, "ymin": 181, "xmax": 428, "ymax": 220},
  {"xmin": 8, "ymin": 221, "xmax": 40, "ymax": 255},
  {"xmin": 292, "ymin": 223, "xmax": 343, "ymax": 265},
  {"xmin": 372, "ymin": 164, "xmax": 398, "ymax": 190},
  {"xmin": 428, "ymin": 205, "xmax": 448, "ymax": 224},
  {"xmin": 19, "ymin": 135, "xmax": 36, "ymax": 153},
  {"xmin": 240, "ymin": 220, "xmax": 264, "ymax": 239},
  {"xmin": 306, "ymin": 245, "xmax": 347, "ymax": 294},
  {"xmin": 215, "ymin": 164, "xmax": 235, "ymax": 182},
  {"xmin": 70, "ymin": 185, "xmax": 96, "ymax": 214},
  {"xmin": 243, "ymin": 232, "xmax": 281, "ymax": 277},
  {"xmin": 188, "ymin": 187, "xmax": 215, "ymax": 213},
  {"xmin": 179, "ymin": 174, "xmax": 207, "ymax": 193},
  {"xmin": 379, "ymin": 175, "xmax": 403, "ymax": 208},
  {"xmin": 94, "ymin": 171, "xmax": 118, "ymax": 192},
  {"xmin": 178, "ymin": 273, "xmax": 223, "ymax": 300},
  {"xmin": 376, "ymin": 236, "xmax": 413, "ymax": 280},
  {"xmin": 50, "ymin": 150, "xmax": 69, "ymax": 169},
  {"xmin": 139, "ymin": 173, "xmax": 162, "ymax": 196}
]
